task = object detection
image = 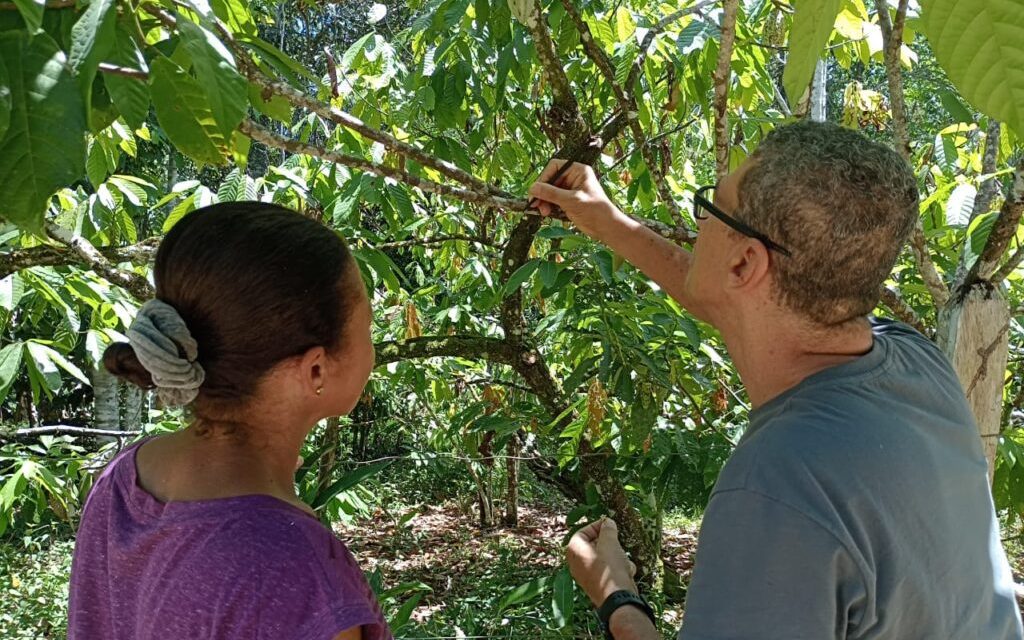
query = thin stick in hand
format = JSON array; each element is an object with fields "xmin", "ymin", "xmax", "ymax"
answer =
[{"xmin": 526, "ymin": 158, "xmax": 580, "ymax": 211}]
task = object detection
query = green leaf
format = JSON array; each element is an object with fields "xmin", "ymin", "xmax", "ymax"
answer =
[
  {"xmin": 210, "ymin": 0, "xmax": 257, "ymax": 36},
  {"xmin": 539, "ymin": 260, "xmax": 558, "ymax": 288},
  {"xmin": 354, "ymin": 247, "xmax": 405, "ymax": 292},
  {"xmin": 149, "ymin": 56, "xmax": 228, "ymax": 166},
  {"xmin": 783, "ymin": 0, "xmax": 843, "ymax": 109},
  {"xmin": 0, "ymin": 31, "xmax": 87, "ymax": 234},
  {"xmin": 24, "ymin": 341, "xmax": 61, "ymax": 394},
  {"xmin": 0, "ymin": 342, "xmax": 23, "ymax": 404},
  {"xmin": 498, "ymin": 575, "xmax": 553, "ymax": 611},
  {"xmin": 86, "ymin": 141, "xmax": 108, "ymax": 186},
  {"xmin": 939, "ymin": 89, "xmax": 974, "ymax": 124},
  {"xmin": 615, "ymin": 7, "xmax": 635, "ymax": 42},
  {"xmin": 105, "ymin": 24, "xmax": 150, "ymax": 129},
  {"xmin": 388, "ymin": 592, "xmax": 423, "ymax": 632},
  {"xmin": 69, "ymin": 0, "xmax": 116, "ymax": 109},
  {"xmin": 162, "ymin": 192, "xmax": 197, "ymax": 232},
  {"xmin": 503, "ymin": 258, "xmax": 541, "ymax": 295},
  {"xmin": 39, "ymin": 343, "xmax": 89, "ymax": 384},
  {"xmin": 550, "ymin": 568, "xmax": 574, "ymax": 629},
  {"xmin": 594, "ymin": 249, "xmax": 615, "ymax": 284},
  {"xmin": 177, "ymin": 17, "xmax": 248, "ymax": 138},
  {"xmin": 217, "ymin": 167, "xmax": 255, "ymax": 201},
  {"xmin": 342, "ymin": 33, "xmax": 374, "ymax": 71},
  {"xmin": 963, "ymin": 209, "xmax": 998, "ymax": 268},
  {"xmin": 0, "ymin": 274, "xmax": 25, "ymax": 310},
  {"xmin": 920, "ymin": 0, "xmax": 1024, "ymax": 136},
  {"xmin": 945, "ymin": 183, "xmax": 977, "ymax": 226},
  {"xmin": 0, "ymin": 55, "xmax": 10, "ymax": 141},
  {"xmin": 248, "ymin": 81, "xmax": 291, "ymax": 124},
  {"xmin": 12, "ymin": 0, "xmax": 44, "ymax": 34},
  {"xmin": 312, "ymin": 460, "xmax": 393, "ymax": 510}
]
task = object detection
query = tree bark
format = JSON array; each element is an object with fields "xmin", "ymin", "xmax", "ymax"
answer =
[
  {"xmin": 504, "ymin": 433, "xmax": 521, "ymax": 527},
  {"xmin": 121, "ymin": 385, "xmax": 145, "ymax": 431},
  {"xmin": 93, "ymin": 366, "xmax": 119, "ymax": 433},
  {"xmin": 317, "ymin": 417, "xmax": 342, "ymax": 494},
  {"xmin": 937, "ymin": 286, "xmax": 1010, "ymax": 479},
  {"xmin": 810, "ymin": 60, "xmax": 827, "ymax": 122}
]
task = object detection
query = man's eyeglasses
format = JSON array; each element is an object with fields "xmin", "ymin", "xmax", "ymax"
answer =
[{"xmin": 693, "ymin": 185, "xmax": 792, "ymax": 257}]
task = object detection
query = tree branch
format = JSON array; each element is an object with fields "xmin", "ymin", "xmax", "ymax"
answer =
[
  {"xmin": 517, "ymin": 0, "xmax": 587, "ymax": 144},
  {"xmin": 879, "ymin": 286, "xmax": 928, "ymax": 334},
  {"xmin": 874, "ymin": 0, "xmax": 949, "ymax": 308},
  {"xmin": 239, "ymin": 119, "xmax": 530, "ymax": 211},
  {"xmin": 143, "ymin": 3, "xmax": 509, "ymax": 200},
  {"xmin": 6, "ymin": 425, "xmax": 142, "ymax": 439},
  {"xmin": 713, "ymin": 0, "xmax": 740, "ymax": 181},
  {"xmin": 373, "ymin": 336, "xmax": 518, "ymax": 367},
  {"xmin": 1, "ymin": 238, "xmax": 158, "ymax": 280},
  {"xmin": 974, "ymin": 120, "xmax": 1003, "ymax": 221},
  {"xmin": 974, "ymin": 161, "xmax": 1024, "ymax": 283},
  {"xmin": 372, "ymin": 235, "xmax": 500, "ymax": 251},
  {"xmin": 625, "ymin": 0, "xmax": 718, "ymax": 94},
  {"xmin": 558, "ymin": 0, "xmax": 685, "ymax": 223},
  {"xmin": 953, "ymin": 120, "xmax": 1002, "ymax": 288},
  {"xmin": 43, "ymin": 223, "xmax": 154, "ymax": 300},
  {"xmin": 993, "ymin": 243, "xmax": 1024, "ymax": 284}
]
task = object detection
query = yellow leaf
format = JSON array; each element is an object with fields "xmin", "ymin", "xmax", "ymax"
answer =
[
  {"xmin": 586, "ymin": 379, "xmax": 608, "ymax": 438},
  {"xmin": 404, "ymin": 301, "xmax": 422, "ymax": 339}
]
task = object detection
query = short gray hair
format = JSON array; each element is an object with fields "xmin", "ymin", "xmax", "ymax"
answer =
[{"xmin": 735, "ymin": 120, "xmax": 919, "ymax": 325}]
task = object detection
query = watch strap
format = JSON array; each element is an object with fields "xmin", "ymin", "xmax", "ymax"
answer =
[{"xmin": 596, "ymin": 590, "xmax": 656, "ymax": 639}]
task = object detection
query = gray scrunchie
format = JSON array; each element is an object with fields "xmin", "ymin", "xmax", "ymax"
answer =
[{"xmin": 126, "ymin": 299, "xmax": 206, "ymax": 407}]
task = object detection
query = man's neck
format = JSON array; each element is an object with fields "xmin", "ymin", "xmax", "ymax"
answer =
[{"xmin": 721, "ymin": 314, "xmax": 874, "ymax": 408}]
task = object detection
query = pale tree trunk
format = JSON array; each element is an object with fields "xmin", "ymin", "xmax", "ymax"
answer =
[
  {"xmin": 466, "ymin": 462, "xmax": 495, "ymax": 528},
  {"xmin": 810, "ymin": 60, "xmax": 827, "ymax": 122},
  {"xmin": 93, "ymin": 365, "xmax": 119, "ymax": 432},
  {"xmin": 937, "ymin": 287, "xmax": 1011, "ymax": 480},
  {"xmin": 873, "ymin": 0, "xmax": 1017, "ymax": 481},
  {"xmin": 121, "ymin": 384, "xmax": 145, "ymax": 430}
]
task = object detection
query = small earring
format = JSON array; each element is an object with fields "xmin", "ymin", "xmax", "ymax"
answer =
[{"xmin": 316, "ymin": 387, "xmax": 323, "ymax": 395}]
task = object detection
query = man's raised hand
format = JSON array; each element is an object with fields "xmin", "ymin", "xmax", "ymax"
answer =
[{"xmin": 528, "ymin": 160, "xmax": 624, "ymax": 240}]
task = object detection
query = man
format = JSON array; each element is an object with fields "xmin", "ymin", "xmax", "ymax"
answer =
[{"xmin": 528, "ymin": 121, "xmax": 1024, "ymax": 639}]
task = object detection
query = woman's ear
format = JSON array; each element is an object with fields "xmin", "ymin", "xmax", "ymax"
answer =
[{"xmin": 298, "ymin": 346, "xmax": 328, "ymax": 396}]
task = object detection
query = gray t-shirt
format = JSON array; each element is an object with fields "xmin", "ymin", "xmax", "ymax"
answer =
[{"xmin": 679, "ymin": 318, "xmax": 1023, "ymax": 640}]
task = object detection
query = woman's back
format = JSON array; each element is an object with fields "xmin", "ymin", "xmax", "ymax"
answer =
[{"xmin": 68, "ymin": 440, "xmax": 390, "ymax": 640}]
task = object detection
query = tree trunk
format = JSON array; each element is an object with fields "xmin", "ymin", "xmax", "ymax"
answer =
[
  {"xmin": 121, "ymin": 384, "xmax": 145, "ymax": 430},
  {"xmin": 810, "ymin": 59, "xmax": 827, "ymax": 122},
  {"xmin": 317, "ymin": 417, "xmax": 342, "ymax": 494},
  {"xmin": 937, "ymin": 284, "xmax": 1010, "ymax": 480},
  {"xmin": 93, "ymin": 365, "xmax": 119, "ymax": 432},
  {"xmin": 466, "ymin": 462, "xmax": 495, "ymax": 528},
  {"xmin": 504, "ymin": 433, "xmax": 520, "ymax": 527}
]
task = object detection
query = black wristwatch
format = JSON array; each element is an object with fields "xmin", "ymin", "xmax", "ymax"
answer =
[{"xmin": 597, "ymin": 590, "xmax": 657, "ymax": 639}]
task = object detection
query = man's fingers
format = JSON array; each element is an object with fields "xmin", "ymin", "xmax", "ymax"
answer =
[
  {"xmin": 572, "ymin": 517, "xmax": 607, "ymax": 544},
  {"xmin": 537, "ymin": 158, "xmax": 568, "ymax": 183},
  {"xmin": 600, "ymin": 518, "xmax": 619, "ymax": 536},
  {"xmin": 629, "ymin": 561, "xmax": 637, "ymax": 577},
  {"xmin": 529, "ymin": 182, "xmax": 574, "ymax": 210}
]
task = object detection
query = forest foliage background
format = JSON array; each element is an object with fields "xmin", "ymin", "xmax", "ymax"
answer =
[{"xmin": 1, "ymin": 0, "xmax": 1023, "ymax": 636}]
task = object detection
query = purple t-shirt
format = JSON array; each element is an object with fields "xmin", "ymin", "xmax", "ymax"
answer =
[{"xmin": 67, "ymin": 440, "xmax": 392, "ymax": 640}]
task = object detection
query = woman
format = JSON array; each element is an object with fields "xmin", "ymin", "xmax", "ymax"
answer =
[{"xmin": 67, "ymin": 202, "xmax": 391, "ymax": 640}]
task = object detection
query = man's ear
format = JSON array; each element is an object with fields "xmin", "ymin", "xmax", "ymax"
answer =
[{"xmin": 726, "ymin": 239, "xmax": 771, "ymax": 291}]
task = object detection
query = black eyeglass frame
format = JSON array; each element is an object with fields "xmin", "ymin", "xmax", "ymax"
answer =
[{"xmin": 693, "ymin": 185, "xmax": 792, "ymax": 257}]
